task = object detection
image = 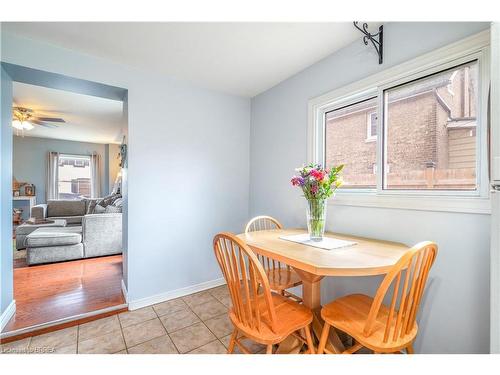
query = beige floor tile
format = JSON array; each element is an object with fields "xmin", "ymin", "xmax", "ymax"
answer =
[
  {"xmin": 114, "ymin": 350, "xmax": 128, "ymax": 354},
  {"xmin": 0, "ymin": 337, "xmax": 31, "ymax": 354},
  {"xmin": 78, "ymin": 331, "xmax": 126, "ymax": 354},
  {"xmin": 190, "ymin": 299, "xmax": 228, "ymax": 321},
  {"xmin": 122, "ymin": 318, "xmax": 166, "ymax": 348},
  {"xmin": 220, "ymin": 334, "xmax": 265, "ymax": 354},
  {"xmin": 188, "ymin": 340, "xmax": 227, "ymax": 354},
  {"xmin": 128, "ymin": 335, "xmax": 178, "ymax": 354},
  {"xmin": 118, "ymin": 307, "xmax": 157, "ymax": 328},
  {"xmin": 153, "ymin": 298, "xmax": 189, "ymax": 317},
  {"xmin": 204, "ymin": 314, "xmax": 233, "ymax": 338},
  {"xmin": 208, "ymin": 285, "xmax": 229, "ymax": 298},
  {"xmin": 53, "ymin": 344, "xmax": 77, "ymax": 354},
  {"xmin": 159, "ymin": 308, "xmax": 200, "ymax": 333},
  {"xmin": 29, "ymin": 326, "xmax": 77, "ymax": 351},
  {"xmin": 182, "ymin": 291, "xmax": 216, "ymax": 308},
  {"xmin": 214, "ymin": 294, "xmax": 232, "ymax": 307},
  {"xmin": 78, "ymin": 315, "xmax": 121, "ymax": 341},
  {"xmin": 169, "ymin": 322, "xmax": 217, "ymax": 353}
]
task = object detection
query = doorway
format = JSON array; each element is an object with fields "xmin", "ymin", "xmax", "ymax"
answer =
[{"xmin": 0, "ymin": 63, "xmax": 129, "ymax": 340}]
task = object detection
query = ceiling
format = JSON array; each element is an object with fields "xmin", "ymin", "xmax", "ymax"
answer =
[
  {"xmin": 3, "ymin": 22, "xmax": 376, "ymax": 97},
  {"xmin": 13, "ymin": 82, "xmax": 124, "ymax": 144}
]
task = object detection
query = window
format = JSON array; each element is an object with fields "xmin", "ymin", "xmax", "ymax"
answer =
[
  {"xmin": 308, "ymin": 31, "xmax": 490, "ymax": 213},
  {"xmin": 325, "ymin": 97, "xmax": 377, "ymax": 189},
  {"xmin": 383, "ymin": 61, "xmax": 478, "ymax": 191},
  {"xmin": 58, "ymin": 154, "xmax": 92, "ymax": 199}
]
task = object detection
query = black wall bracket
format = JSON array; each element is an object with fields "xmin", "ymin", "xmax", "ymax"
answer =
[{"xmin": 353, "ymin": 22, "xmax": 383, "ymax": 64}]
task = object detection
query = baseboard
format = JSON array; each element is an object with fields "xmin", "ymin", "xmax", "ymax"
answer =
[
  {"xmin": 121, "ymin": 279, "xmax": 128, "ymax": 303},
  {"xmin": 0, "ymin": 300, "xmax": 16, "ymax": 333},
  {"xmin": 128, "ymin": 277, "xmax": 226, "ymax": 310}
]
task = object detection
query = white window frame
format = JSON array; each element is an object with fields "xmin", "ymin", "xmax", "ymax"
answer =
[
  {"xmin": 307, "ymin": 30, "xmax": 491, "ymax": 214},
  {"xmin": 366, "ymin": 111, "xmax": 377, "ymax": 142}
]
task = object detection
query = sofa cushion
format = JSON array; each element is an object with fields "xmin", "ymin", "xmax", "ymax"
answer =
[
  {"xmin": 94, "ymin": 205, "xmax": 106, "ymax": 214},
  {"xmin": 47, "ymin": 200, "xmax": 86, "ymax": 217},
  {"xmin": 105, "ymin": 205, "xmax": 122, "ymax": 213},
  {"xmin": 26, "ymin": 226, "xmax": 82, "ymax": 248},
  {"xmin": 27, "ymin": 243, "xmax": 84, "ymax": 265},
  {"xmin": 15, "ymin": 219, "xmax": 67, "ymax": 235}
]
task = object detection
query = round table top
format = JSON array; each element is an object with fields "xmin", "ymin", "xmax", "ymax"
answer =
[{"xmin": 237, "ymin": 228, "xmax": 410, "ymax": 277}]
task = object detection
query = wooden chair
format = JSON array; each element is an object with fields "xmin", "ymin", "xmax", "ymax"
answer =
[
  {"xmin": 317, "ymin": 241, "xmax": 438, "ymax": 354},
  {"xmin": 245, "ymin": 216, "xmax": 303, "ymax": 302},
  {"xmin": 213, "ymin": 232, "xmax": 315, "ymax": 354}
]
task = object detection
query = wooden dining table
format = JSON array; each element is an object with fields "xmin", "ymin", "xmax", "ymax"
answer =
[{"xmin": 237, "ymin": 228, "xmax": 410, "ymax": 354}]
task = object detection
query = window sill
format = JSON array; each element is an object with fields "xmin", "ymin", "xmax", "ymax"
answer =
[{"xmin": 329, "ymin": 192, "xmax": 491, "ymax": 214}]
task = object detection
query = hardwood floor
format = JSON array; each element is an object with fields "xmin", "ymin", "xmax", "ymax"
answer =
[{"xmin": 3, "ymin": 255, "xmax": 125, "ymax": 333}]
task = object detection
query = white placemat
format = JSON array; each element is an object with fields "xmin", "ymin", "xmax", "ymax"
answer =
[{"xmin": 279, "ymin": 233, "xmax": 357, "ymax": 250}]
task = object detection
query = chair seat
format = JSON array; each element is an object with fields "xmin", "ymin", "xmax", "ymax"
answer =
[
  {"xmin": 266, "ymin": 268, "xmax": 302, "ymax": 292},
  {"xmin": 229, "ymin": 292, "xmax": 312, "ymax": 345},
  {"xmin": 321, "ymin": 294, "xmax": 418, "ymax": 352}
]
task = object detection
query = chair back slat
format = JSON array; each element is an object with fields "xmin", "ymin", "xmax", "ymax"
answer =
[
  {"xmin": 245, "ymin": 216, "xmax": 286, "ymax": 271},
  {"xmin": 364, "ymin": 241, "xmax": 437, "ymax": 344},
  {"xmin": 213, "ymin": 232, "xmax": 278, "ymax": 333}
]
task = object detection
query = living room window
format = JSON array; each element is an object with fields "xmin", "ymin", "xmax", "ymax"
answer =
[
  {"xmin": 58, "ymin": 154, "xmax": 92, "ymax": 199},
  {"xmin": 307, "ymin": 32, "xmax": 490, "ymax": 213}
]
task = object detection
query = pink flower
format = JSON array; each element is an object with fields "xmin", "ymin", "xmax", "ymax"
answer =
[{"xmin": 311, "ymin": 169, "xmax": 325, "ymax": 180}]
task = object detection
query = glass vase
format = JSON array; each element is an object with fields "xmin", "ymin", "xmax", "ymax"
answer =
[{"xmin": 306, "ymin": 199, "xmax": 327, "ymax": 241}]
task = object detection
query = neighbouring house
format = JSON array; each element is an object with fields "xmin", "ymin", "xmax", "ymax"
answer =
[{"xmin": 326, "ymin": 61, "xmax": 477, "ymax": 190}]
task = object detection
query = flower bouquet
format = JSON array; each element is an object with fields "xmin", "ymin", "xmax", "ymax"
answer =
[{"xmin": 291, "ymin": 163, "xmax": 344, "ymax": 241}]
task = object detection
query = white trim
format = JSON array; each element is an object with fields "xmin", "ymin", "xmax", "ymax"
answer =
[
  {"xmin": 365, "ymin": 111, "xmax": 377, "ymax": 142},
  {"xmin": 490, "ymin": 22, "xmax": 500, "ymax": 354},
  {"xmin": 127, "ymin": 277, "xmax": 226, "ymax": 311},
  {"xmin": 0, "ymin": 303, "xmax": 127, "ymax": 339},
  {"xmin": 121, "ymin": 279, "xmax": 128, "ymax": 303},
  {"xmin": 330, "ymin": 192, "xmax": 491, "ymax": 214},
  {"xmin": 308, "ymin": 30, "xmax": 491, "ymax": 214},
  {"xmin": 0, "ymin": 300, "xmax": 16, "ymax": 333}
]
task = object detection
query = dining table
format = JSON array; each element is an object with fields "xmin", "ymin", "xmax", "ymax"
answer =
[{"xmin": 237, "ymin": 228, "xmax": 410, "ymax": 354}]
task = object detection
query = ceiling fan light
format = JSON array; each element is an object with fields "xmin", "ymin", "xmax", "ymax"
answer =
[
  {"xmin": 12, "ymin": 120, "xmax": 23, "ymax": 130},
  {"xmin": 23, "ymin": 121, "xmax": 34, "ymax": 130}
]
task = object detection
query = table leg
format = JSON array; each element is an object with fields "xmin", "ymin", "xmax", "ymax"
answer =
[{"xmin": 291, "ymin": 268, "xmax": 345, "ymax": 354}]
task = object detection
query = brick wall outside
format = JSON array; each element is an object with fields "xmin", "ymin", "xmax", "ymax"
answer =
[{"xmin": 325, "ymin": 90, "xmax": 476, "ymax": 190}]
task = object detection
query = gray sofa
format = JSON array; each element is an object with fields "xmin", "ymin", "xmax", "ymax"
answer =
[
  {"xmin": 23, "ymin": 199, "xmax": 122, "ymax": 265},
  {"xmin": 26, "ymin": 213, "xmax": 122, "ymax": 265}
]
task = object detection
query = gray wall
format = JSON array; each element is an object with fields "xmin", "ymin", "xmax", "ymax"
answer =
[
  {"xmin": 250, "ymin": 22, "xmax": 491, "ymax": 353},
  {"xmin": 1, "ymin": 30, "xmax": 251, "ymax": 305},
  {"xmin": 13, "ymin": 136, "xmax": 115, "ymax": 215},
  {"xmin": 0, "ymin": 65, "xmax": 13, "ymax": 316}
]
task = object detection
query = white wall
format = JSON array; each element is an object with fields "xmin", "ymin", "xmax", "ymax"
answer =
[
  {"xmin": 250, "ymin": 22, "xmax": 491, "ymax": 353},
  {"xmin": 1, "ymin": 31, "xmax": 250, "ymax": 306}
]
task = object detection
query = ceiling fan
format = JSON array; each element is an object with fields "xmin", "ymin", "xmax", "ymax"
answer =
[{"xmin": 12, "ymin": 106, "xmax": 66, "ymax": 135}]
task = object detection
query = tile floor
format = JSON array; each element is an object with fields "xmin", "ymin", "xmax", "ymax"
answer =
[{"xmin": 0, "ymin": 285, "xmax": 267, "ymax": 355}]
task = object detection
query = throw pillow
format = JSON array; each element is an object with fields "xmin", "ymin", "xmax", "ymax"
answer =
[
  {"xmin": 105, "ymin": 205, "xmax": 122, "ymax": 213},
  {"xmin": 94, "ymin": 204, "xmax": 106, "ymax": 214},
  {"xmin": 113, "ymin": 198, "xmax": 123, "ymax": 207},
  {"xmin": 100, "ymin": 193, "xmax": 122, "ymax": 208},
  {"xmin": 83, "ymin": 198, "xmax": 100, "ymax": 214}
]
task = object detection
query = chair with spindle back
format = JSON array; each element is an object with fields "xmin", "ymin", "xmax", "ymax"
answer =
[
  {"xmin": 213, "ymin": 232, "xmax": 315, "ymax": 354},
  {"xmin": 245, "ymin": 216, "xmax": 303, "ymax": 302},
  {"xmin": 317, "ymin": 241, "xmax": 438, "ymax": 354}
]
